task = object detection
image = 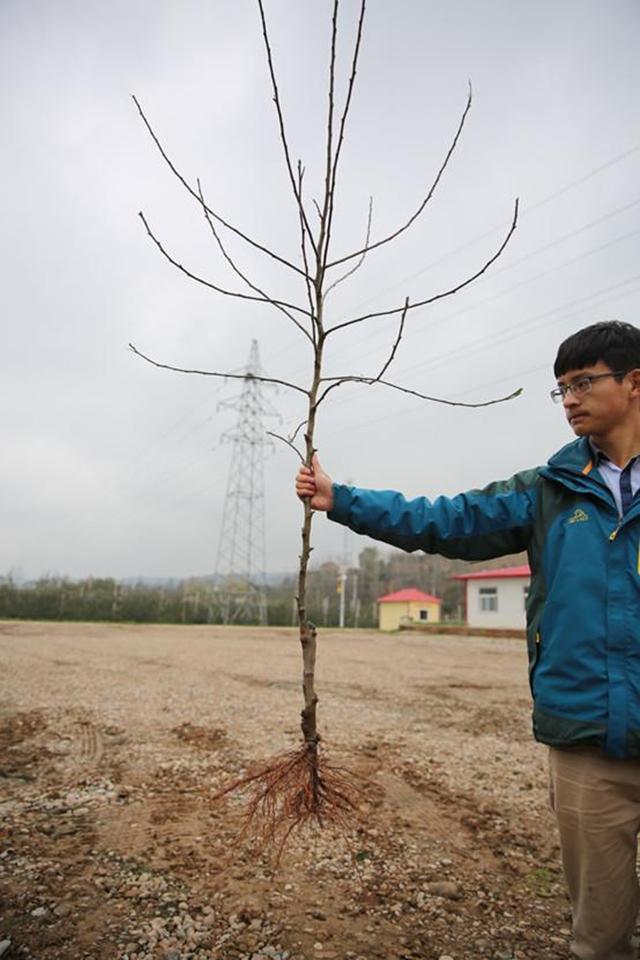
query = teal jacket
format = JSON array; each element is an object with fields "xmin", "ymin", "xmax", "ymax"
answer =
[{"xmin": 328, "ymin": 436, "xmax": 640, "ymax": 759}]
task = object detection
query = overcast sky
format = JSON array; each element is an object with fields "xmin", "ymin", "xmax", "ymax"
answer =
[{"xmin": 2, "ymin": 0, "xmax": 640, "ymax": 581}]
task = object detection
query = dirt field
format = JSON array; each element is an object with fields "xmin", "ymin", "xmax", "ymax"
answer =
[{"xmin": 0, "ymin": 621, "xmax": 573, "ymax": 960}]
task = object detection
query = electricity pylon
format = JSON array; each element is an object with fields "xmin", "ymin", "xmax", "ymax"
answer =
[{"xmin": 213, "ymin": 340, "xmax": 276, "ymax": 625}]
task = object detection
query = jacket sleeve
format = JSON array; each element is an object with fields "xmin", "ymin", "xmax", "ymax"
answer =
[{"xmin": 327, "ymin": 469, "xmax": 539, "ymax": 561}]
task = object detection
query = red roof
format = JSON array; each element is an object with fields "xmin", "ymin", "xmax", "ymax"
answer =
[
  {"xmin": 454, "ymin": 564, "xmax": 531, "ymax": 581},
  {"xmin": 377, "ymin": 588, "xmax": 442, "ymax": 604}
]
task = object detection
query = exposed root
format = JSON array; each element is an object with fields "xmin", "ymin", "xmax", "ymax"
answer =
[{"xmin": 212, "ymin": 740, "xmax": 362, "ymax": 864}]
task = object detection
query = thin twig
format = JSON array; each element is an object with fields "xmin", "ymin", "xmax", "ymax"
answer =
[
  {"xmin": 132, "ymin": 95, "xmax": 307, "ymax": 278},
  {"xmin": 322, "ymin": 0, "xmax": 367, "ymax": 270},
  {"xmin": 138, "ymin": 211, "xmax": 312, "ymax": 318},
  {"xmin": 379, "ymin": 378, "xmax": 522, "ymax": 407},
  {"xmin": 325, "ymin": 196, "xmax": 373, "ymax": 297},
  {"xmin": 326, "ymin": 197, "xmax": 519, "ymax": 335},
  {"xmin": 196, "ymin": 178, "xmax": 314, "ymax": 345},
  {"xmin": 315, "ymin": 0, "xmax": 340, "ymax": 274},
  {"xmin": 289, "ymin": 419, "xmax": 309, "ymax": 445},
  {"xmin": 326, "ymin": 81, "xmax": 473, "ymax": 270},
  {"xmin": 128, "ymin": 344, "xmax": 309, "ymax": 396},
  {"xmin": 267, "ymin": 431, "xmax": 305, "ymax": 462},
  {"xmin": 256, "ymin": 0, "xmax": 318, "ymax": 256},
  {"xmin": 296, "ymin": 162, "xmax": 318, "ymax": 334},
  {"xmin": 316, "ymin": 375, "xmax": 522, "ymax": 409},
  {"xmin": 374, "ymin": 296, "xmax": 409, "ymax": 381}
]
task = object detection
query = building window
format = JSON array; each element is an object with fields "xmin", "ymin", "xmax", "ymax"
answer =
[
  {"xmin": 479, "ymin": 587, "xmax": 498, "ymax": 612},
  {"xmin": 419, "ymin": 609, "xmax": 429, "ymax": 621}
]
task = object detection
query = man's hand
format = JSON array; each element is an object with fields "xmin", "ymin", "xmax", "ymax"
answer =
[{"xmin": 295, "ymin": 454, "xmax": 334, "ymax": 512}]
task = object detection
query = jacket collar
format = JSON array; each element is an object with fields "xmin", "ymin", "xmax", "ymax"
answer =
[
  {"xmin": 541, "ymin": 437, "xmax": 616, "ymax": 508},
  {"xmin": 541, "ymin": 438, "xmax": 640, "ymax": 525},
  {"xmin": 546, "ymin": 436, "xmax": 597, "ymax": 475}
]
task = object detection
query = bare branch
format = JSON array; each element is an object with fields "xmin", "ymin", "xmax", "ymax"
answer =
[
  {"xmin": 315, "ymin": 0, "xmax": 340, "ymax": 271},
  {"xmin": 267, "ymin": 431, "xmax": 305, "ymax": 462},
  {"xmin": 326, "ymin": 198, "xmax": 519, "ymax": 335},
  {"xmin": 326, "ymin": 81, "xmax": 473, "ymax": 270},
  {"xmin": 132, "ymin": 95, "xmax": 308, "ymax": 278},
  {"xmin": 316, "ymin": 373, "xmax": 522, "ymax": 409},
  {"xmin": 373, "ymin": 296, "xmax": 409, "ymax": 381},
  {"xmin": 322, "ymin": 0, "xmax": 367, "ymax": 269},
  {"xmin": 378, "ymin": 379, "xmax": 522, "ymax": 408},
  {"xmin": 296, "ymin": 163, "xmax": 318, "ymax": 332},
  {"xmin": 325, "ymin": 196, "xmax": 373, "ymax": 297},
  {"xmin": 196, "ymin": 178, "xmax": 314, "ymax": 344},
  {"xmin": 289, "ymin": 418, "xmax": 309, "ymax": 445},
  {"xmin": 256, "ymin": 0, "xmax": 318, "ymax": 256},
  {"xmin": 138, "ymin": 211, "xmax": 312, "ymax": 319},
  {"xmin": 128, "ymin": 343, "xmax": 310, "ymax": 396}
]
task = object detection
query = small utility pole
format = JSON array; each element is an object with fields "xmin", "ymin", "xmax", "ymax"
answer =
[
  {"xmin": 322, "ymin": 596, "xmax": 329, "ymax": 626},
  {"xmin": 350, "ymin": 569, "xmax": 359, "ymax": 627},
  {"xmin": 337, "ymin": 568, "xmax": 347, "ymax": 628},
  {"xmin": 339, "ymin": 497, "xmax": 353, "ymax": 628}
]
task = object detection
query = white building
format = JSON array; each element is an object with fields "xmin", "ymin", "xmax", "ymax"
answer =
[{"xmin": 454, "ymin": 564, "xmax": 530, "ymax": 631}]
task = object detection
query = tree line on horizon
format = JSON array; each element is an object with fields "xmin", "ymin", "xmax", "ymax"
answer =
[{"xmin": 0, "ymin": 546, "xmax": 525, "ymax": 628}]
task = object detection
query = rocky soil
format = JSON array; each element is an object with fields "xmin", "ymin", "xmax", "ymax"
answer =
[{"xmin": 0, "ymin": 621, "xmax": 579, "ymax": 959}]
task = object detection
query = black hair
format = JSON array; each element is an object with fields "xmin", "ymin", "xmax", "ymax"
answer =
[{"xmin": 554, "ymin": 320, "xmax": 640, "ymax": 378}]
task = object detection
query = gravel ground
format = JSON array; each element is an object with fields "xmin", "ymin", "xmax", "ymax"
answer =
[{"xmin": 0, "ymin": 620, "xmax": 579, "ymax": 959}]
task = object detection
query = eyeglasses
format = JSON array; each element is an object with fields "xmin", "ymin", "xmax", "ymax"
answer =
[{"xmin": 550, "ymin": 371, "xmax": 628, "ymax": 404}]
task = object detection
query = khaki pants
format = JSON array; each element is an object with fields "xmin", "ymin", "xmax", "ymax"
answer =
[{"xmin": 549, "ymin": 746, "xmax": 640, "ymax": 960}]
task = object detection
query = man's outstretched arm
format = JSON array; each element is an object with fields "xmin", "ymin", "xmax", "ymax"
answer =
[{"xmin": 296, "ymin": 455, "xmax": 539, "ymax": 561}]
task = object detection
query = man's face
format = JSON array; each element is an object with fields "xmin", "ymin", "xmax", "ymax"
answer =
[{"xmin": 557, "ymin": 361, "xmax": 640, "ymax": 439}]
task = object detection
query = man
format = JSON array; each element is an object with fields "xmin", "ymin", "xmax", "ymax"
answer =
[{"xmin": 296, "ymin": 320, "xmax": 640, "ymax": 960}]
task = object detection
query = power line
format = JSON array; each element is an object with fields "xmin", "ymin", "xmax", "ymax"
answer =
[
  {"xmin": 98, "ymin": 405, "xmax": 222, "ymax": 510},
  {"xmin": 322, "ymin": 142, "xmax": 640, "ymax": 316},
  {"xmin": 398, "ymin": 275, "xmax": 640, "ymax": 385},
  {"xmin": 389, "ymin": 233, "xmax": 640, "ymax": 383},
  {"xmin": 325, "ymin": 277, "xmax": 640, "ymax": 436},
  {"xmin": 485, "ymin": 198, "xmax": 640, "ymax": 281},
  {"xmin": 110, "ymin": 441, "xmax": 222, "ymax": 532},
  {"xmin": 260, "ymin": 140, "xmax": 640, "ymax": 372},
  {"xmin": 271, "ymin": 197, "xmax": 640, "ymax": 392},
  {"xmin": 274, "ymin": 221, "xmax": 640, "ymax": 397},
  {"xmin": 306, "ymin": 210, "xmax": 640, "ymax": 383}
]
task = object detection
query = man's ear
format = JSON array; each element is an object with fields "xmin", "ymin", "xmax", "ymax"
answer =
[{"xmin": 628, "ymin": 369, "xmax": 640, "ymax": 398}]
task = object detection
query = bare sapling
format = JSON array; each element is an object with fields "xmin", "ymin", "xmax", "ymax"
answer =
[{"xmin": 129, "ymin": 0, "xmax": 520, "ymax": 858}]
